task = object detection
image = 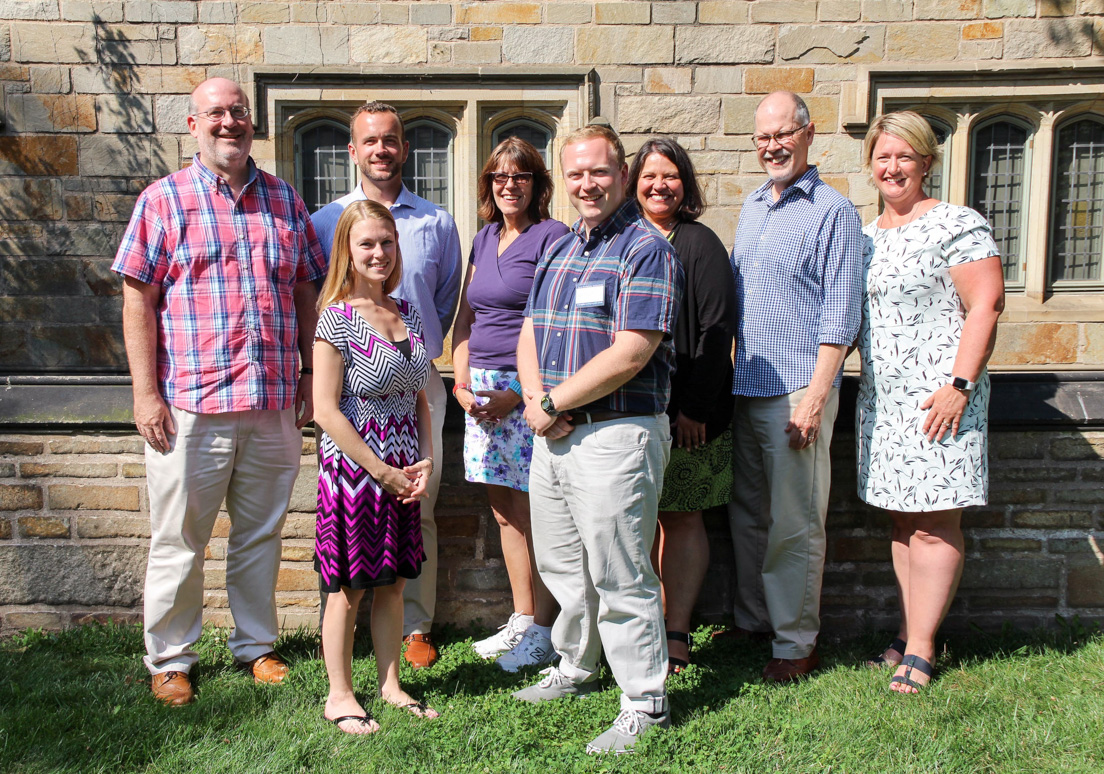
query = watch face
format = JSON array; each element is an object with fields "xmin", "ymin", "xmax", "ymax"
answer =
[{"xmin": 541, "ymin": 395, "xmax": 558, "ymax": 416}]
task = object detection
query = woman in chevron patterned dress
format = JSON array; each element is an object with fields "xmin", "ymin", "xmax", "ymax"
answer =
[{"xmin": 313, "ymin": 200, "xmax": 438, "ymax": 734}]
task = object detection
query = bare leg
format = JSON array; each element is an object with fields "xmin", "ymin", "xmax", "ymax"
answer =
[
  {"xmin": 322, "ymin": 587, "xmax": 378, "ymax": 734},
  {"xmin": 486, "ymin": 484, "xmax": 557, "ymax": 627},
  {"xmin": 891, "ymin": 508, "xmax": 964, "ymax": 693},
  {"xmin": 374, "ymin": 579, "xmax": 439, "ymax": 717},
  {"xmin": 878, "ymin": 512, "xmax": 913, "ymax": 666},
  {"xmin": 656, "ymin": 510, "xmax": 708, "ymax": 665}
]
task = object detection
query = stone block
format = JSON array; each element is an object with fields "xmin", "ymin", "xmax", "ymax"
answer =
[
  {"xmin": 0, "ymin": 519, "xmax": 10, "ymax": 539},
  {"xmin": 197, "ymin": 1, "xmax": 236, "ymax": 24},
  {"xmin": 502, "ymin": 25, "xmax": 573, "ymax": 63},
  {"xmin": 1013, "ymin": 510, "xmax": 1094, "ymax": 528},
  {"xmin": 0, "ymin": 26, "xmax": 9, "ymax": 61},
  {"xmin": 915, "ymin": 0, "xmax": 982, "ymax": 19},
  {"xmin": 618, "ymin": 96, "xmax": 721, "ymax": 133},
  {"xmin": 438, "ymin": 513, "xmax": 480, "ymax": 539},
  {"xmin": 960, "ymin": 38, "xmax": 1002, "ymax": 57},
  {"xmin": 745, "ymin": 67, "xmax": 815, "ymax": 94},
  {"xmin": 980, "ymin": 538, "xmax": 1043, "ymax": 552},
  {"xmin": 991, "ymin": 323, "xmax": 1078, "ymax": 366},
  {"xmin": 821, "ymin": 0, "xmax": 862, "ymax": 21},
  {"xmin": 963, "ymin": 21, "xmax": 1003, "ymax": 39},
  {"xmin": 1068, "ymin": 555, "xmax": 1104, "ymax": 607},
  {"xmin": 291, "ymin": 1, "xmax": 327, "ymax": 23},
  {"xmin": 410, "ymin": 2, "xmax": 451, "ymax": 24},
  {"xmin": 696, "ymin": 66, "xmax": 744, "ymax": 94},
  {"xmin": 263, "ymin": 26, "xmax": 349, "ymax": 65},
  {"xmin": 698, "ymin": 0, "xmax": 746, "ymax": 23},
  {"xmin": 1055, "ymin": 488, "xmax": 1104, "ymax": 505},
  {"xmin": 456, "ymin": 2, "xmax": 541, "ymax": 24},
  {"xmin": 282, "ymin": 515, "xmax": 316, "ymax": 540},
  {"xmin": 545, "ymin": 2, "xmax": 591, "ymax": 24},
  {"xmin": 428, "ymin": 41, "xmax": 451, "ymax": 62},
  {"xmin": 831, "ymin": 536, "xmax": 888, "ymax": 561},
  {"xmin": 0, "ymin": 440, "xmax": 44, "ymax": 456},
  {"xmin": 1004, "ymin": 19, "xmax": 1096, "ymax": 59},
  {"xmin": 178, "ymin": 25, "xmax": 263, "ymax": 65},
  {"xmin": 5, "ymin": 94, "xmax": 96, "ymax": 133},
  {"xmin": 59, "ymin": 1, "xmax": 123, "ymax": 21},
  {"xmin": 49, "ymin": 484, "xmax": 139, "ymax": 511},
  {"xmin": 578, "ymin": 25, "xmax": 674, "ymax": 64},
  {"xmin": 0, "ymin": 136, "xmax": 79, "ymax": 176},
  {"xmin": 717, "ymin": 174, "xmax": 767, "ymax": 205},
  {"xmin": 71, "ymin": 64, "xmax": 206, "ymax": 94},
  {"xmin": 75, "ymin": 515, "xmax": 150, "ymax": 538},
  {"xmin": 237, "ymin": 1, "xmax": 288, "ymax": 23},
  {"xmin": 862, "ymin": 0, "xmax": 912, "ymax": 20},
  {"xmin": 48, "ymin": 437, "xmax": 144, "ymax": 454},
  {"xmin": 19, "ymin": 462, "xmax": 117, "ymax": 478},
  {"xmin": 675, "ymin": 25, "xmax": 774, "ymax": 64},
  {"xmin": 959, "ymin": 557, "xmax": 1061, "ymax": 590},
  {"xmin": 328, "ymin": 2, "xmax": 381, "ymax": 24},
  {"xmin": 0, "ymin": 544, "xmax": 146, "ymax": 605},
  {"xmin": 124, "ymin": 0, "xmax": 196, "ymax": 22},
  {"xmin": 0, "ymin": 463, "xmax": 14, "ymax": 477},
  {"xmin": 595, "ymin": 1, "xmax": 649, "ymax": 24},
  {"xmin": 654, "ymin": 1, "xmax": 697, "ymax": 24},
  {"xmin": 1079, "ymin": 0, "xmax": 1104, "ymax": 13},
  {"xmin": 0, "ymin": 64, "xmax": 28, "ymax": 80},
  {"xmin": 18, "ymin": 516, "xmax": 70, "ymax": 538},
  {"xmin": 988, "ymin": 486, "xmax": 1047, "ymax": 505},
  {"xmin": 275, "ymin": 566, "xmax": 316, "ymax": 592},
  {"xmin": 644, "ymin": 67, "xmax": 692, "ymax": 94},
  {"xmin": 0, "ymin": 1, "xmax": 59, "ymax": 20},
  {"xmin": 95, "ymin": 94, "xmax": 153, "ymax": 134},
  {"xmin": 778, "ymin": 24, "xmax": 886, "ymax": 63},
  {"xmin": 380, "ymin": 2, "xmax": 407, "ymax": 23},
  {"xmin": 991, "ymin": 464, "xmax": 1076, "ymax": 483},
  {"xmin": 983, "ymin": 0, "xmax": 1034, "ymax": 15},
  {"xmin": 989, "ymin": 432, "xmax": 1046, "ymax": 460},
  {"xmin": 350, "ymin": 26, "xmax": 428, "ymax": 63},
  {"xmin": 470, "ymin": 27, "xmax": 502, "ymax": 41},
  {"xmin": 0, "ymin": 484, "xmax": 43, "ymax": 511},
  {"xmin": 4, "ymin": 611, "xmax": 68, "ymax": 630},
  {"xmin": 79, "ymin": 136, "xmax": 173, "ymax": 178},
  {"xmin": 1050, "ymin": 434, "xmax": 1104, "ymax": 460},
  {"xmin": 887, "ymin": 22, "xmax": 961, "ymax": 60},
  {"xmin": 286, "ymin": 464, "xmax": 316, "ymax": 513},
  {"xmin": 93, "ymin": 193, "xmax": 140, "ymax": 221},
  {"xmin": 30, "ymin": 66, "xmax": 70, "ymax": 94},
  {"xmin": 751, "ymin": 0, "xmax": 819, "ymax": 23},
  {"xmin": 721, "ymin": 95, "xmax": 760, "ymax": 134},
  {"xmin": 455, "ymin": 566, "xmax": 510, "ymax": 592},
  {"xmin": 121, "ymin": 463, "xmax": 145, "ymax": 477},
  {"xmin": 280, "ymin": 544, "xmax": 314, "ymax": 562},
  {"xmin": 154, "ymin": 94, "xmax": 191, "ymax": 133},
  {"xmin": 452, "ymin": 41, "xmax": 502, "ymax": 63},
  {"xmin": 1040, "ymin": 0, "xmax": 1079, "ymax": 14}
]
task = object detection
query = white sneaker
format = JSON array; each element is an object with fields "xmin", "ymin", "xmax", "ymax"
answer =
[
  {"xmin": 495, "ymin": 625, "xmax": 555, "ymax": 672},
  {"xmin": 511, "ymin": 664, "xmax": 599, "ymax": 703},
  {"xmin": 472, "ymin": 612, "xmax": 532, "ymax": 659},
  {"xmin": 586, "ymin": 708, "xmax": 670, "ymax": 755}
]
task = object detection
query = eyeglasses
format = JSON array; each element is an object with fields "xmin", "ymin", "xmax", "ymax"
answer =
[
  {"xmin": 751, "ymin": 123, "xmax": 809, "ymax": 149},
  {"xmin": 490, "ymin": 172, "xmax": 534, "ymax": 186},
  {"xmin": 191, "ymin": 106, "xmax": 251, "ymax": 123}
]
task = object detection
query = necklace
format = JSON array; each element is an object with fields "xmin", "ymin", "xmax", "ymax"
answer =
[{"xmin": 879, "ymin": 199, "xmax": 931, "ymax": 230}]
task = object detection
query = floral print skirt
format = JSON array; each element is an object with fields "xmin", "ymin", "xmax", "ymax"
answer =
[
  {"xmin": 462, "ymin": 367, "xmax": 533, "ymax": 492},
  {"xmin": 658, "ymin": 427, "xmax": 734, "ymax": 512}
]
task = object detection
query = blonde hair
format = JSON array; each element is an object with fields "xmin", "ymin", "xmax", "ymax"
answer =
[
  {"xmin": 559, "ymin": 124, "xmax": 626, "ymax": 169},
  {"xmin": 863, "ymin": 110, "xmax": 943, "ymax": 171},
  {"xmin": 317, "ymin": 200, "xmax": 403, "ymax": 311}
]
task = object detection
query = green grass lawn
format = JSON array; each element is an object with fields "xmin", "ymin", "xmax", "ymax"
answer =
[{"xmin": 1, "ymin": 619, "xmax": 1102, "ymax": 773}]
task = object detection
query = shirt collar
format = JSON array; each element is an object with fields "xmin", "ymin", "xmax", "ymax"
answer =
[
  {"xmin": 570, "ymin": 199, "xmax": 641, "ymax": 241},
  {"xmin": 349, "ymin": 182, "xmax": 417, "ymax": 211},
  {"xmin": 750, "ymin": 164, "xmax": 821, "ymax": 204},
  {"xmin": 189, "ymin": 154, "xmax": 258, "ymax": 192}
]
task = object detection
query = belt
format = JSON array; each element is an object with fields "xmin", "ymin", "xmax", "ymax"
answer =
[{"xmin": 567, "ymin": 410, "xmax": 655, "ymax": 425}]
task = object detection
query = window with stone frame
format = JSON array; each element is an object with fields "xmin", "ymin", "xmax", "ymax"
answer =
[
  {"xmin": 1049, "ymin": 116, "xmax": 1104, "ymax": 289},
  {"xmin": 295, "ymin": 119, "xmax": 355, "ymax": 213},
  {"xmin": 969, "ymin": 116, "xmax": 1032, "ymax": 286}
]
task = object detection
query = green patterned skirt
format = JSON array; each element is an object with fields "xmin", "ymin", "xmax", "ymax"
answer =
[{"xmin": 658, "ymin": 427, "xmax": 734, "ymax": 512}]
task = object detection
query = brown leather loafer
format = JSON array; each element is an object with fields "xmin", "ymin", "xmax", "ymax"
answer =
[
  {"xmin": 762, "ymin": 649, "xmax": 821, "ymax": 683},
  {"xmin": 403, "ymin": 633, "xmax": 439, "ymax": 669},
  {"xmin": 151, "ymin": 670, "xmax": 194, "ymax": 705},
  {"xmin": 239, "ymin": 652, "xmax": 289, "ymax": 684}
]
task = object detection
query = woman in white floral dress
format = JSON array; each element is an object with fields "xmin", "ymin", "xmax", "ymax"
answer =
[{"xmin": 856, "ymin": 111, "xmax": 1004, "ymax": 693}]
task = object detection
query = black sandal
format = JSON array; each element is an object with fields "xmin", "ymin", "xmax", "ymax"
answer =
[
  {"xmin": 890, "ymin": 655, "xmax": 934, "ymax": 693},
  {"xmin": 666, "ymin": 630, "xmax": 691, "ymax": 675},
  {"xmin": 328, "ymin": 714, "xmax": 377, "ymax": 734},
  {"xmin": 869, "ymin": 637, "xmax": 907, "ymax": 667}
]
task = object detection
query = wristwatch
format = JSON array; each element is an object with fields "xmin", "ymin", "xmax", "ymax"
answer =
[
  {"xmin": 540, "ymin": 393, "xmax": 561, "ymax": 417},
  {"xmin": 951, "ymin": 377, "xmax": 976, "ymax": 393}
]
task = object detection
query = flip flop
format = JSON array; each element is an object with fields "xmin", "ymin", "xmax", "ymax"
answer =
[
  {"xmin": 395, "ymin": 700, "xmax": 439, "ymax": 719},
  {"xmin": 327, "ymin": 714, "xmax": 378, "ymax": 735},
  {"xmin": 869, "ymin": 637, "xmax": 907, "ymax": 667},
  {"xmin": 890, "ymin": 654, "xmax": 934, "ymax": 693},
  {"xmin": 667, "ymin": 630, "xmax": 691, "ymax": 675}
]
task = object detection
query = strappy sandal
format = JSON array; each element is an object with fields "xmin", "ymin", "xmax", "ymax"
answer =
[
  {"xmin": 393, "ymin": 700, "xmax": 440, "ymax": 719},
  {"xmin": 666, "ymin": 630, "xmax": 691, "ymax": 675},
  {"xmin": 327, "ymin": 713, "xmax": 378, "ymax": 735},
  {"xmin": 868, "ymin": 637, "xmax": 907, "ymax": 668},
  {"xmin": 890, "ymin": 655, "xmax": 934, "ymax": 694}
]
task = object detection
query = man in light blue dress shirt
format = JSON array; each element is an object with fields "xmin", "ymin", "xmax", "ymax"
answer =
[
  {"xmin": 725, "ymin": 91, "xmax": 863, "ymax": 682},
  {"xmin": 312, "ymin": 102, "xmax": 462, "ymax": 669}
]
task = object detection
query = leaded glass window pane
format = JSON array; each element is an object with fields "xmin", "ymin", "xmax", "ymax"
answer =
[
  {"xmin": 492, "ymin": 121, "xmax": 552, "ymax": 164},
  {"xmin": 923, "ymin": 117, "xmax": 951, "ymax": 202},
  {"xmin": 1050, "ymin": 118, "xmax": 1104, "ymax": 284},
  {"xmin": 403, "ymin": 121, "xmax": 452, "ymax": 211},
  {"xmin": 300, "ymin": 122, "xmax": 352, "ymax": 213},
  {"xmin": 970, "ymin": 120, "xmax": 1028, "ymax": 283}
]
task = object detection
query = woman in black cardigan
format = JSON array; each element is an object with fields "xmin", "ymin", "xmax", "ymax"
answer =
[{"xmin": 627, "ymin": 137, "xmax": 737, "ymax": 674}]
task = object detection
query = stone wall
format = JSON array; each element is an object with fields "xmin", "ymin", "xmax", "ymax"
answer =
[{"xmin": 3, "ymin": 402, "xmax": 1104, "ymax": 637}]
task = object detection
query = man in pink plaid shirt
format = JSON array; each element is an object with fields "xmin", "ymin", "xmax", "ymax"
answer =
[{"xmin": 113, "ymin": 77, "xmax": 327, "ymax": 706}]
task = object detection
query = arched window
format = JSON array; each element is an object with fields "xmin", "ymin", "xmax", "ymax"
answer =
[
  {"xmin": 402, "ymin": 120, "xmax": 453, "ymax": 211},
  {"xmin": 492, "ymin": 119, "xmax": 553, "ymax": 164},
  {"xmin": 969, "ymin": 117, "xmax": 1032, "ymax": 284},
  {"xmin": 1050, "ymin": 116, "xmax": 1104, "ymax": 286},
  {"xmin": 295, "ymin": 120, "xmax": 353, "ymax": 213},
  {"xmin": 920, "ymin": 115, "xmax": 952, "ymax": 202}
]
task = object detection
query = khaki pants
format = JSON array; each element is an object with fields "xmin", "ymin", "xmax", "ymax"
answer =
[
  {"xmin": 529, "ymin": 414, "xmax": 670, "ymax": 714},
  {"xmin": 143, "ymin": 407, "xmax": 302, "ymax": 674},
  {"xmin": 727, "ymin": 387, "xmax": 838, "ymax": 660}
]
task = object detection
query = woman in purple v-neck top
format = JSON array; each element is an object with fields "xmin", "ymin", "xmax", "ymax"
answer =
[{"xmin": 452, "ymin": 138, "xmax": 568, "ymax": 671}]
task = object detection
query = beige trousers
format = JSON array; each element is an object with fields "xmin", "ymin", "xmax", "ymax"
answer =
[
  {"xmin": 727, "ymin": 387, "xmax": 839, "ymax": 660},
  {"xmin": 143, "ymin": 407, "xmax": 302, "ymax": 674}
]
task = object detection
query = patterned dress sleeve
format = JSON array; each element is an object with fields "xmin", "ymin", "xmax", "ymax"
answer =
[
  {"xmin": 315, "ymin": 304, "xmax": 347, "ymax": 365},
  {"xmin": 943, "ymin": 206, "xmax": 1000, "ymax": 267},
  {"xmin": 398, "ymin": 298, "xmax": 427, "ymax": 347}
]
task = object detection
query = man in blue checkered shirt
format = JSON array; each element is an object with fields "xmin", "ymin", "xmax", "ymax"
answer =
[
  {"xmin": 724, "ymin": 92, "xmax": 864, "ymax": 683},
  {"xmin": 512, "ymin": 125, "xmax": 684, "ymax": 755}
]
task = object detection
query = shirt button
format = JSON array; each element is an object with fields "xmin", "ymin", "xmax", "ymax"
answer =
[
  {"xmin": 551, "ymin": 360, "xmax": 556, "ymax": 366},
  {"xmin": 583, "ymin": 251, "xmax": 589, "ymax": 257},
  {"xmin": 557, "ymin": 332, "xmax": 562, "ymax": 337},
  {"xmin": 563, "ymin": 304, "xmax": 568, "ymax": 309}
]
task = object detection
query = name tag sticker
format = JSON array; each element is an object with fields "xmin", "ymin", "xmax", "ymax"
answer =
[{"xmin": 575, "ymin": 282, "xmax": 605, "ymax": 308}]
